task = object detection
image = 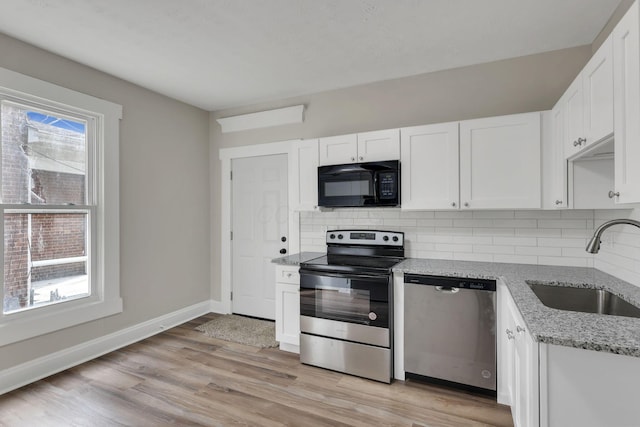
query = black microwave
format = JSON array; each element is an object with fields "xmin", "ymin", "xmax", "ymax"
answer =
[{"xmin": 317, "ymin": 160, "xmax": 400, "ymax": 208}]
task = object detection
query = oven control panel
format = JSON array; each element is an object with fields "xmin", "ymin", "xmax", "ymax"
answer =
[{"xmin": 326, "ymin": 230, "xmax": 404, "ymax": 246}]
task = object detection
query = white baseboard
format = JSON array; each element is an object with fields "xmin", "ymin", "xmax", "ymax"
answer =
[{"xmin": 0, "ymin": 300, "xmax": 212, "ymax": 395}]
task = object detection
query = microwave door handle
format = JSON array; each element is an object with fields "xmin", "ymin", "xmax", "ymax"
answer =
[{"xmin": 373, "ymin": 173, "xmax": 378, "ymax": 200}]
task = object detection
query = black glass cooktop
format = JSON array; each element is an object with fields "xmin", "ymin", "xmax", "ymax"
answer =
[{"xmin": 300, "ymin": 254, "xmax": 403, "ymax": 275}]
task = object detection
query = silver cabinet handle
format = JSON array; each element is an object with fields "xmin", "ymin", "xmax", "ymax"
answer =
[
  {"xmin": 516, "ymin": 325, "xmax": 525, "ymax": 334},
  {"xmin": 451, "ymin": 202, "xmax": 456, "ymax": 207},
  {"xmin": 577, "ymin": 137, "xmax": 587, "ymax": 145},
  {"xmin": 555, "ymin": 200, "xmax": 563, "ymax": 205},
  {"xmin": 464, "ymin": 202, "xmax": 470, "ymax": 207},
  {"xmin": 351, "ymin": 157, "xmax": 355, "ymax": 162},
  {"xmin": 359, "ymin": 156, "xmax": 364, "ymax": 161},
  {"xmin": 608, "ymin": 191, "xmax": 620, "ymax": 199},
  {"xmin": 573, "ymin": 140, "xmax": 580, "ymax": 147},
  {"xmin": 506, "ymin": 329, "xmax": 515, "ymax": 340},
  {"xmin": 286, "ymin": 273, "xmax": 292, "ymax": 277}
]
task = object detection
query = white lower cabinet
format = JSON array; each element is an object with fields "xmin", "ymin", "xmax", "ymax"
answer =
[
  {"xmin": 498, "ymin": 281, "xmax": 538, "ymax": 427},
  {"xmin": 539, "ymin": 343, "xmax": 640, "ymax": 427},
  {"xmin": 275, "ymin": 265, "xmax": 300, "ymax": 353},
  {"xmin": 499, "ymin": 282, "xmax": 640, "ymax": 427}
]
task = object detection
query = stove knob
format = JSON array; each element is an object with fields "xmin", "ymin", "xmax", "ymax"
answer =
[
  {"xmin": 329, "ymin": 234, "xmax": 336, "ymax": 240},
  {"xmin": 392, "ymin": 236, "xmax": 399, "ymax": 242},
  {"xmin": 383, "ymin": 235, "xmax": 389, "ymax": 242},
  {"xmin": 338, "ymin": 234, "xmax": 344, "ymax": 240}
]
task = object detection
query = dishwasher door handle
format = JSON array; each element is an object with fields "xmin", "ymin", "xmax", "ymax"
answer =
[{"xmin": 435, "ymin": 286, "xmax": 459, "ymax": 294}]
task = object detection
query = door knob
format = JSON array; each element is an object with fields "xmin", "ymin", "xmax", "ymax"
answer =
[
  {"xmin": 281, "ymin": 236, "xmax": 287, "ymax": 242},
  {"xmin": 608, "ymin": 191, "xmax": 620, "ymax": 199},
  {"xmin": 279, "ymin": 248, "xmax": 287, "ymax": 254},
  {"xmin": 555, "ymin": 200, "xmax": 563, "ymax": 205}
]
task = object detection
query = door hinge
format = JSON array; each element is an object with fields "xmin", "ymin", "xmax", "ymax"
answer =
[
  {"xmin": 230, "ymin": 170, "xmax": 233, "ymax": 180},
  {"xmin": 230, "ymin": 291, "xmax": 233, "ymax": 301},
  {"xmin": 230, "ymin": 231, "xmax": 233, "ymax": 240}
]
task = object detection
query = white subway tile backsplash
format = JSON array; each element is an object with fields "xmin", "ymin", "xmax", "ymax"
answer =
[
  {"xmin": 474, "ymin": 245, "xmax": 515, "ymax": 255},
  {"xmin": 537, "ymin": 237, "xmax": 586, "ymax": 247},
  {"xmin": 453, "ymin": 252, "xmax": 494, "ymax": 262},
  {"xmin": 417, "ymin": 219, "xmax": 453, "ymax": 227},
  {"xmin": 493, "ymin": 254, "xmax": 538, "ymax": 264},
  {"xmin": 493, "ymin": 237, "xmax": 537, "ymax": 246},
  {"xmin": 515, "ymin": 228, "xmax": 562, "ymax": 237},
  {"xmin": 537, "ymin": 219, "xmax": 590, "ymax": 229},
  {"xmin": 515, "ymin": 210, "xmax": 562, "ymax": 219},
  {"xmin": 515, "ymin": 246, "xmax": 562, "ymax": 256},
  {"xmin": 473, "ymin": 228, "xmax": 515, "ymax": 236},
  {"xmin": 297, "ymin": 207, "xmax": 640, "ymax": 287}
]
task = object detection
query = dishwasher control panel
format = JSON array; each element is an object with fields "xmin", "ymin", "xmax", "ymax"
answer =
[{"xmin": 404, "ymin": 274, "xmax": 496, "ymax": 291}]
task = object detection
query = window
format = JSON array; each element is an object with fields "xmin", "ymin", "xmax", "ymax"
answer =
[{"xmin": 0, "ymin": 67, "xmax": 122, "ymax": 345}]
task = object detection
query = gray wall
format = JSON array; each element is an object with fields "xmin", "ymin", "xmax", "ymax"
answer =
[
  {"xmin": 209, "ymin": 45, "xmax": 592, "ymax": 300},
  {"xmin": 0, "ymin": 33, "xmax": 211, "ymax": 370}
]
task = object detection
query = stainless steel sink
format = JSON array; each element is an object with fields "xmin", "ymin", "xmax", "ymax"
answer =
[{"xmin": 527, "ymin": 282, "xmax": 640, "ymax": 318}]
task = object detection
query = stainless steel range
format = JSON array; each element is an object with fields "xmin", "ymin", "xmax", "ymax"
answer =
[{"xmin": 298, "ymin": 229, "xmax": 404, "ymax": 383}]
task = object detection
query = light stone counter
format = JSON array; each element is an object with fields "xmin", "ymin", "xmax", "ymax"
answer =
[
  {"xmin": 393, "ymin": 258, "xmax": 640, "ymax": 357},
  {"xmin": 271, "ymin": 252, "xmax": 324, "ymax": 266}
]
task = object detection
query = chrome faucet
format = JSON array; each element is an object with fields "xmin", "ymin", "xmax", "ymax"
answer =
[{"xmin": 586, "ymin": 219, "xmax": 640, "ymax": 254}]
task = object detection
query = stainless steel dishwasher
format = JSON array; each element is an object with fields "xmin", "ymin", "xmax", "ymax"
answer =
[{"xmin": 404, "ymin": 274, "xmax": 497, "ymax": 393}]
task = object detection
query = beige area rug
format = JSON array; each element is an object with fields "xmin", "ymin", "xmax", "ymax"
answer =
[{"xmin": 195, "ymin": 314, "xmax": 279, "ymax": 348}]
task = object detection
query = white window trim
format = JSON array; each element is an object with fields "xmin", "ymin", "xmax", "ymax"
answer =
[{"xmin": 0, "ymin": 67, "xmax": 122, "ymax": 346}]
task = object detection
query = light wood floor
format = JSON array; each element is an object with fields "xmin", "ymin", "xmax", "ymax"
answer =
[{"xmin": 0, "ymin": 313, "xmax": 513, "ymax": 426}]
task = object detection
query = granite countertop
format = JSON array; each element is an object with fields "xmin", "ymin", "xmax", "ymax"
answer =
[
  {"xmin": 393, "ymin": 258, "xmax": 640, "ymax": 358},
  {"xmin": 272, "ymin": 251, "xmax": 325, "ymax": 266}
]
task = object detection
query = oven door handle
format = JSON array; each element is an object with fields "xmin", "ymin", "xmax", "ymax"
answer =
[{"xmin": 299, "ymin": 269, "xmax": 387, "ymax": 281}]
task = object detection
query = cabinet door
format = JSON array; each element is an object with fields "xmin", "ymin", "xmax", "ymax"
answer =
[
  {"xmin": 357, "ymin": 129, "xmax": 400, "ymax": 162},
  {"xmin": 400, "ymin": 122, "xmax": 459, "ymax": 210},
  {"xmin": 289, "ymin": 139, "xmax": 319, "ymax": 211},
  {"xmin": 583, "ymin": 35, "xmax": 614, "ymax": 146},
  {"xmin": 564, "ymin": 76, "xmax": 585, "ymax": 158},
  {"xmin": 547, "ymin": 106, "xmax": 568, "ymax": 208},
  {"xmin": 460, "ymin": 112, "xmax": 541, "ymax": 209},
  {"xmin": 497, "ymin": 281, "xmax": 516, "ymax": 406},
  {"xmin": 275, "ymin": 282, "xmax": 300, "ymax": 350},
  {"xmin": 613, "ymin": 1, "xmax": 640, "ymax": 204},
  {"xmin": 319, "ymin": 134, "xmax": 357, "ymax": 166}
]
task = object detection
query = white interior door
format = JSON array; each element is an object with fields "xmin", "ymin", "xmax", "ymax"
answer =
[{"xmin": 231, "ymin": 154, "xmax": 288, "ymax": 320}]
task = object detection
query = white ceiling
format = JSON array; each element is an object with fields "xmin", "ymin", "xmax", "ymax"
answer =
[{"xmin": 0, "ymin": 0, "xmax": 622, "ymax": 111}]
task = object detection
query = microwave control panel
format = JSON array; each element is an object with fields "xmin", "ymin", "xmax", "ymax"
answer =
[{"xmin": 378, "ymin": 172, "xmax": 397, "ymax": 199}]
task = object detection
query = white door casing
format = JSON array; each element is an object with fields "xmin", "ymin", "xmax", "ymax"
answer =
[{"xmin": 218, "ymin": 140, "xmax": 300, "ymax": 316}]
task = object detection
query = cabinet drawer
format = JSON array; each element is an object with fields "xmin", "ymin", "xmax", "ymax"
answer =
[{"xmin": 276, "ymin": 266, "xmax": 300, "ymax": 284}]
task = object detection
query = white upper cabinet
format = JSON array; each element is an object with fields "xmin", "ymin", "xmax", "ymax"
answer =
[
  {"xmin": 583, "ymin": 35, "xmax": 614, "ymax": 145},
  {"xmin": 564, "ymin": 35, "xmax": 614, "ymax": 158},
  {"xmin": 542, "ymin": 107, "xmax": 568, "ymax": 209},
  {"xmin": 318, "ymin": 133, "xmax": 358, "ymax": 165},
  {"xmin": 289, "ymin": 139, "xmax": 319, "ymax": 211},
  {"xmin": 400, "ymin": 122, "xmax": 459, "ymax": 210},
  {"xmin": 460, "ymin": 112, "xmax": 541, "ymax": 209},
  {"xmin": 319, "ymin": 129, "xmax": 399, "ymax": 166},
  {"xmin": 564, "ymin": 75, "xmax": 585, "ymax": 158},
  {"xmin": 613, "ymin": 0, "xmax": 640, "ymax": 204},
  {"xmin": 357, "ymin": 129, "xmax": 400, "ymax": 162}
]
